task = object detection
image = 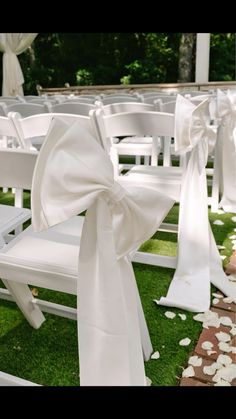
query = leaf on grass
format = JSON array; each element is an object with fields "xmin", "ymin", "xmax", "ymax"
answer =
[
  {"xmin": 201, "ymin": 341, "xmax": 213, "ymax": 350},
  {"xmin": 182, "ymin": 366, "xmax": 195, "ymax": 378},
  {"xmin": 179, "ymin": 338, "xmax": 191, "ymax": 346},
  {"xmin": 151, "ymin": 351, "xmax": 160, "ymax": 360}
]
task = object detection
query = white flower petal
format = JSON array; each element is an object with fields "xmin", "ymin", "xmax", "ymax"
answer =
[
  {"xmin": 207, "ymin": 350, "xmax": 217, "ymax": 356},
  {"xmin": 203, "ymin": 365, "xmax": 217, "ymax": 376},
  {"xmin": 151, "ymin": 351, "xmax": 160, "ymax": 360},
  {"xmin": 217, "ymin": 245, "xmax": 226, "ymax": 250},
  {"xmin": 215, "ymin": 332, "xmax": 231, "ymax": 342},
  {"xmin": 213, "ymin": 220, "xmax": 224, "ymax": 225},
  {"xmin": 223, "ymin": 297, "xmax": 234, "ymax": 303},
  {"xmin": 220, "ymin": 316, "xmax": 233, "ymax": 327},
  {"xmin": 212, "ymin": 293, "xmax": 224, "ymax": 299},
  {"xmin": 179, "ymin": 338, "xmax": 191, "ymax": 346},
  {"xmin": 201, "ymin": 341, "xmax": 214, "ymax": 350},
  {"xmin": 182, "ymin": 366, "xmax": 195, "ymax": 378},
  {"xmin": 230, "ymin": 347, "xmax": 236, "ymax": 354},
  {"xmin": 230, "ymin": 327, "xmax": 236, "ymax": 336},
  {"xmin": 178, "ymin": 314, "xmax": 187, "ymax": 321},
  {"xmin": 213, "ymin": 298, "xmax": 220, "ymax": 305},
  {"xmin": 229, "ymin": 235, "xmax": 236, "ymax": 239},
  {"xmin": 213, "ymin": 365, "xmax": 236, "ymax": 383},
  {"xmin": 214, "ymin": 379, "xmax": 231, "ymax": 386},
  {"xmin": 220, "ymin": 255, "xmax": 226, "ymax": 260},
  {"xmin": 231, "ymin": 216, "xmax": 236, "ymax": 222},
  {"xmin": 146, "ymin": 376, "xmax": 152, "ymax": 386},
  {"xmin": 217, "ymin": 210, "xmax": 225, "ymax": 215},
  {"xmin": 164, "ymin": 311, "xmax": 176, "ymax": 319},
  {"xmin": 228, "ymin": 275, "xmax": 236, "ymax": 282},
  {"xmin": 188, "ymin": 356, "xmax": 202, "ymax": 367},
  {"xmin": 218, "ymin": 342, "xmax": 231, "ymax": 352},
  {"xmin": 217, "ymin": 354, "xmax": 232, "ymax": 366}
]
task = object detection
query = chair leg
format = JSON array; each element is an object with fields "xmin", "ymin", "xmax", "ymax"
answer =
[{"xmin": 2, "ymin": 279, "xmax": 45, "ymax": 329}]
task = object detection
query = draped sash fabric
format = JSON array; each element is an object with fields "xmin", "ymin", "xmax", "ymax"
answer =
[
  {"xmin": 31, "ymin": 117, "xmax": 175, "ymax": 386},
  {"xmin": 156, "ymin": 95, "xmax": 236, "ymax": 312},
  {"xmin": 217, "ymin": 89, "xmax": 236, "ymax": 213}
]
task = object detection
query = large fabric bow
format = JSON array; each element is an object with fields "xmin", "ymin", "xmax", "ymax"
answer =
[
  {"xmin": 31, "ymin": 117, "xmax": 175, "ymax": 386},
  {"xmin": 216, "ymin": 89, "xmax": 236, "ymax": 213},
  {"xmin": 156, "ymin": 94, "xmax": 236, "ymax": 312}
]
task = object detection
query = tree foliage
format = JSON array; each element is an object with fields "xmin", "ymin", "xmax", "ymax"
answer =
[{"xmin": 0, "ymin": 33, "xmax": 235, "ymax": 95}]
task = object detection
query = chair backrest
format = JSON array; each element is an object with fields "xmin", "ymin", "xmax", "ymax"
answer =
[
  {"xmin": 0, "ymin": 148, "xmax": 38, "ymax": 190},
  {"xmin": 94, "ymin": 109, "xmax": 174, "ymax": 151},
  {"xmin": 101, "ymin": 96, "xmax": 141, "ymax": 105},
  {"xmin": 101, "ymin": 101, "xmax": 156, "ymax": 115},
  {"xmin": 6, "ymin": 103, "xmax": 48, "ymax": 117},
  {"xmin": 10, "ymin": 112, "xmax": 96, "ymax": 149},
  {"xmin": 156, "ymin": 100, "xmax": 176, "ymax": 114},
  {"xmin": 47, "ymin": 102, "xmax": 96, "ymax": 116}
]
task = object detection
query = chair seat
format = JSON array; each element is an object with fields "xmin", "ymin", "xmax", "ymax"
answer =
[
  {"xmin": 0, "ymin": 205, "xmax": 31, "ymax": 244},
  {"xmin": 120, "ymin": 136, "xmax": 153, "ymax": 144},
  {"xmin": 0, "ymin": 215, "xmax": 84, "ymax": 294},
  {"xmin": 120, "ymin": 165, "xmax": 183, "ymax": 200}
]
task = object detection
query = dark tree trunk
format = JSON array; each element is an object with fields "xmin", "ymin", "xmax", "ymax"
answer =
[{"xmin": 178, "ymin": 33, "xmax": 195, "ymax": 82}]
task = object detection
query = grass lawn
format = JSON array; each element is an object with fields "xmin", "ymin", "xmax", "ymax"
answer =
[{"xmin": 0, "ymin": 188, "xmax": 235, "ymax": 386}]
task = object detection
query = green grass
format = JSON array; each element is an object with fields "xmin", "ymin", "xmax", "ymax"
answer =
[{"xmin": 0, "ymin": 188, "xmax": 235, "ymax": 386}]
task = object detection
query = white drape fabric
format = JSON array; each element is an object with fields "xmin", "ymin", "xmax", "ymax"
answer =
[
  {"xmin": 31, "ymin": 117, "xmax": 175, "ymax": 386},
  {"xmin": 0, "ymin": 33, "xmax": 38, "ymax": 96},
  {"xmin": 216, "ymin": 89, "xmax": 236, "ymax": 213},
  {"xmin": 156, "ymin": 95, "xmax": 236, "ymax": 312}
]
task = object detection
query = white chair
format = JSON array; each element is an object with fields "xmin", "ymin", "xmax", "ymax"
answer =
[
  {"xmin": 0, "ymin": 116, "xmax": 175, "ymax": 385},
  {"xmin": 0, "ymin": 148, "xmax": 36, "ymax": 246},
  {"xmin": 6, "ymin": 103, "xmax": 48, "ymax": 117},
  {"xmin": 10, "ymin": 112, "xmax": 96, "ymax": 150},
  {"xmin": 46, "ymin": 102, "xmax": 96, "ymax": 116}
]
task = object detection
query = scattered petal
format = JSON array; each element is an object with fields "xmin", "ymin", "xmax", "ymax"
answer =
[
  {"xmin": 223, "ymin": 297, "xmax": 234, "ymax": 304},
  {"xmin": 220, "ymin": 255, "xmax": 226, "ymax": 260},
  {"xmin": 213, "ymin": 365, "xmax": 236, "ymax": 383},
  {"xmin": 213, "ymin": 220, "xmax": 224, "ymax": 225},
  {"xmin": 182, "ymin": 366, "xmax": 195, "ymax": 378},
  {"xmin": 201, "ymin": 341, "xmax": 213, "ymax": 350},
  {"xmin": 31, "ymin": 287, "xmax": 38, "ymax": 297},
  {"xmin": 229, "ymin": 235, "xmax": 236, "ymax": 240},
  {"xmin": 207, "ymin": 350, "xmax": 217, "ymax": 356},
  {"xmin": 214, "ymin": 380, "xmax": 231, "ymax": 386},
  {"xmin": 217, "ymin": 245, "xmax": 226, "ymax": 250},
  {"xmin": 215, "ymin": 332, "xmax": 231, "ymax": 342},
  {"xmin": 231, "ymin": 216, "xmax": 236, "ymax": 222},
  {"xmin": 179, "ymin": 338, "xmax": 191, "ymax": 346},
  {"xmin": 146, "ymin": 377, "xmax": 152, "ymax": 386},
  {"xmin": 151, "ymin": 351, "xmax": 160, "ymax": 360},
  {"xmin": 164, "ymin": 311, "xmax": 176, "ymax": 319},
  {"xmin": 213, "ymin": 298, "xmax": 219, "ymax": 305},
  {"xmin": 212, "ymin": 293, "xmax": 223, "ymax": 299},
  {"xmin": 218, "ymin": 342, "xmax": 231, "ymax": 352},
  {"xmin": 220, "ymin": 316, "xmax": 233, "ymax": 327},
  {"xmin": 228, "ymin": 275, "xmax": 236, "ymax": 282},
  {"xmin": 230, "ymin": 327, "xmax": 236, "ymax": 336},
  {"xmin": 217, "ymin": 210, "xmax": 225, "ymax": 215},
  {"xmin": 203, "ymin": 365, "xmax": 217, "ymax": 376},
  {"xmin": 178, "ymin": 314, "xmax": 187, "ymax": 321},
  {"xmin": 217, "ymin": 354, "xmax": 232, "ymax": 366},
  {"xmin": 188, "ymin": 356, "xmax": 202, "ymax": 367}
]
